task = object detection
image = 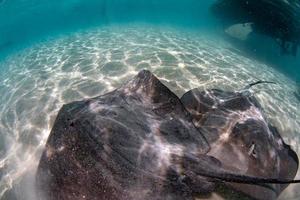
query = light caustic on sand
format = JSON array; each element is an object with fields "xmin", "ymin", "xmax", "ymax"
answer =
[{"xmin": 0, "ymin": 25, "xmax": 299, "ymax": 199}]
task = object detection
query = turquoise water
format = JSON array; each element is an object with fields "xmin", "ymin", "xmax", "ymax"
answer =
[
  {"xmin": 0, "ymin": 0, "xmax": 216, "ymax": 60},
  {"xmin": 0, "ymin": 1, "xmax": 300, "ymax": 200}
]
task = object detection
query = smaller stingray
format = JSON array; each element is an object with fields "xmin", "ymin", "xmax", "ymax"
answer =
[
  {"xmin": 36, "ymin": 70, "xmax": 299, "ymax": 200},
  {"xmin": 181, "ymin": 81, "xmax": 297, "ymax": 200}
]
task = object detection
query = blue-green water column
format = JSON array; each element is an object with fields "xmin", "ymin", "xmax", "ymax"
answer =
[{"xmin": 0, "ymin": 0, "xmax": 216, "ymax": 60}]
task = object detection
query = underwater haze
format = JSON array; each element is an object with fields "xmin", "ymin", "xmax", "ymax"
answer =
[
  {"xmin": 0, "ymin": 0, "xmax": 300, "ymax": 200},
  {"xmin": 0, "ymin": 0, "xmax": 215, "ymax": 59}
]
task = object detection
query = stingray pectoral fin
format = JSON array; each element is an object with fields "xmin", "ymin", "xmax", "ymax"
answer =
[
  {"xmin": 181, "ymin": 154, "xmax": 220, "ymax": 195},
  {"xmin": 182, "ymin": 153, "xmax": 222, "ymax": 171}
]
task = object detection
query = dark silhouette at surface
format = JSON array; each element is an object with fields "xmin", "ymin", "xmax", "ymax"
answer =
[{"xmin": 211, "ymin": 0, "xmax": 300, "ymax": 56}]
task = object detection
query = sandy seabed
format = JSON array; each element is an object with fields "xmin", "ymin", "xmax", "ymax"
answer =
[{"xmin": 0, "ymin": 25, "xmax": 299, "ymax": 200}]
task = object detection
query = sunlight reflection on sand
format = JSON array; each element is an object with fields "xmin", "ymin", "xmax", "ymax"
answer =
[{"xmin": 0, "ymin": 25, "xmax": 299, "ymax": 199}]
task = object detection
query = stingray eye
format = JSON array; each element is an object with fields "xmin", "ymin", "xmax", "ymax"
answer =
[{"xmin": 248, "ymin": 142, "xmax": 258, "ymax": 158}]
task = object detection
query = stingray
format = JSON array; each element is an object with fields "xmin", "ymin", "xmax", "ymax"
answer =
[
  {"xmin": 36, "ymin": 70, "xmax": 299, "ymax": 200},
  {"xmin": 181, "ymin": 81, "xmax": 298, "ymax": 199}
]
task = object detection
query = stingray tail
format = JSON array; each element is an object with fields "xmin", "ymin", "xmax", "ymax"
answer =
[
  {"xmin": 241, "ymin": 80, "xmax": 277, "ymax": 92},
  {"xmin": 183, "ymin": 154, "xmax": 300, "ymax": 185},
  {"xmin": 197, "ymin": 169, "xmax": 300, "ymax": 185},
  {"xmin": 237, "ymin": 80, "xmax": 277, "ymax": 96}
]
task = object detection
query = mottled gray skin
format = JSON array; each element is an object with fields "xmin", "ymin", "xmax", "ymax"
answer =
[
  {"xmin": 36, "ymin": 70, "xmax": 298, "ymax": 200},
  {"xmin": 36, "ymin": 70, "xmax": 214, "ymax": 200},
  {"xmin": 181, "ymin": 88, "xmax": 298, "ymax": 200}
]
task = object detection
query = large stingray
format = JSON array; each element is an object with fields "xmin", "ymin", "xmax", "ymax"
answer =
[{"xmin": 36, "ymin": 70, "xmax": 299, "ymax": 200}]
